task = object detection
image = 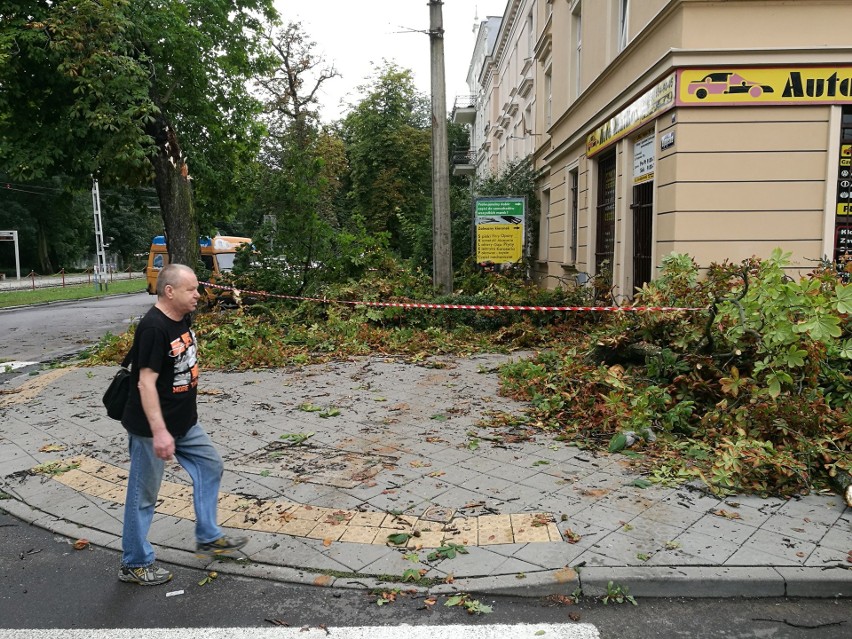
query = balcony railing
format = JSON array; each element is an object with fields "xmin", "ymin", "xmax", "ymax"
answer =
[
  {"xmin": 452, "ymin": 95, "xmax": 477, "ymax": 125},
  {"xmin": 451, "ymin": 148, "xmax": 476, "ymax": 165},
  {"xmin": 451, "ymin": 147, "xmax": 476, "ymax": 176},
  {"xmin": 453, "ymin": 95, "xmax": 477, "ymax": 110}
]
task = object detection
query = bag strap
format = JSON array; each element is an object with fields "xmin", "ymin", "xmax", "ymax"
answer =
[{"xmin": 120, "ymin": 341, "xmax": 135, "ymax": 370}]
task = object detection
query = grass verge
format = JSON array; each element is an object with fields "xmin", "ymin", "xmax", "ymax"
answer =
[{"xmin": 0, "ymin": 278, "xmax": 147, "ymax": 308}]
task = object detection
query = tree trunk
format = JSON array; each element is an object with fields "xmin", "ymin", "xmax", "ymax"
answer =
[
  {"xmin": 36, "ymin": 219, "xmax": 53, "ymax": 274},
  {"xmin": 148, "ymin": 119, "xmax": 199, "ymax": 269}
]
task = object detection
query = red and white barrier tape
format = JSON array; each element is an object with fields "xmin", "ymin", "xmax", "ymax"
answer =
[{"xmin": 200, "ymin": 281, "xmax": 706, "ymax": 313}]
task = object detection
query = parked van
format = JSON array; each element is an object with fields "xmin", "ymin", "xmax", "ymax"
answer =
[{"xmin": 145, "ymin": 235, "xmax": 252, "ymax": 295}]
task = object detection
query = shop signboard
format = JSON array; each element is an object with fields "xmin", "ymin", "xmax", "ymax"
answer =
[
  {"xmin": 475, "ymin": 197, "xmax": 525, "ymax": 264},
  {"xmin": 586, "ymin": 73, "xmax": 675, "ymax": 157},
  {"xmin": 677, "ymin": 67, "xmax": 852, "ymax": 106}
]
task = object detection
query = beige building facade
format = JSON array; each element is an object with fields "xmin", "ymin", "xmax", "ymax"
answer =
[
  {"xmin": 455, "ymin": 3, "xmax": 540, "ymax": 180},
  {"xmin": 500, "ymin": 0, "xmax": 852, "ymax": 299}
]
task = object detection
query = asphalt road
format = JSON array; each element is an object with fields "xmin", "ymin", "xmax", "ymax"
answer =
[
  {"xmin": 0, "ymin": 292, "xmax": 153, "ymax": 382},
  {"xmin": 0, "ymin": 505, "xmax": 849, "ymax": 636}
]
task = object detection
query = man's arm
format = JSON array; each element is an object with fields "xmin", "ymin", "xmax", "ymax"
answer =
[{"xmin": 138, "ymin": 367, "xmax": 175, "ymax": 460}]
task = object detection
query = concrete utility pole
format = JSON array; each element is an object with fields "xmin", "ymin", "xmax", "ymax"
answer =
[{"xmin": 429, "ymin": 0, "xmax": 453, "ymax": 294}]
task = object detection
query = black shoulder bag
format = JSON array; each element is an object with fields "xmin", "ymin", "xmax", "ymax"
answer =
[{"xmin": 102, "ymin": 345, "xmax": 134, "ymax": 420}]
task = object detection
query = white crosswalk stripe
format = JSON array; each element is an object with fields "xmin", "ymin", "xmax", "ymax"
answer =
[{"xmin": 0, "ymin": 624, "xmax": 601, "ymax": 639}]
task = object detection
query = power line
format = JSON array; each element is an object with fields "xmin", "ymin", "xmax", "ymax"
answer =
[
  {"xmin": 0, "ymin": 184, "xmax": 54, "ymax": 197},
  {"xmin": 1, "ymin": 180, "xmax": 66, "ymax": 193}
]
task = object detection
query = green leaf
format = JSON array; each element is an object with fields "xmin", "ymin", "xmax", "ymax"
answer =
[
  {"xmin": 631, "ymin": 478, "xmax": 653, "ymax": 489},
  {"xmin": 444, "ymin": 595, "xmax": 466, "ymax": 607},
  {"xmin": 782, "ymin": 345, "xmax": 807, "ymax": 368},
  {"xmin": 608, "ymin": 432, "xmax": 628, "ymax": 453},
  {"xmin": 387, "ymin": 533, "xmax": 412, "ymax": 546},
  {"xmin": 298, "ymin": 403, "xmax": 323, "ymax": 412},
  {"xmin": 834, "ymin": 283, "xmax": 852, "ymax": 314},
  {"xmin": 428, "ymin": 543, "xmax": 468, "ymax": 561},
  {"xmin": 767, "ymin": 375, "xmax": 782, "ymax": 398},
  {"xmin": 794, "ymin": 314, "xmax": 842, "ymax": 341},
  {"xmin": 280, "ymin": 432, "xmax": 314, "ymax": 445},
  {"xmin": 402, "ymin": 568, "xmax": 421, "ymax": 582}
]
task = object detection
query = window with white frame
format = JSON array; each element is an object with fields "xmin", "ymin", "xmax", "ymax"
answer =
[
  {"xmin": 572, "ymin": 2, "xmax": 582, "ymax": 97},
  {"xmin": 539, "ymin": 188, "xmax": 551, "ymax": 261},
  {"xmin": 544, "ymin": 65, "xmax": 552, "ymax": 128},
  {"xmin": 527, "ymin": 10, "xmax": 534, "ymax": 57},
  {"xmin": 618, "ymin": 0, "xmax": 630, "ymax": 52}
]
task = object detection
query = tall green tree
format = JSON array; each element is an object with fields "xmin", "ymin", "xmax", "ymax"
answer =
[
  {"xmin": 340, "ymin": 63, "xmax": 432, "ymax": 259},
  {"xmin": 0, "ymin": 0, "xmax": 277, "ymax": 267},
  {"xmin": 235, "ymin": 22, "xmax": 351, "ymax": 294}
]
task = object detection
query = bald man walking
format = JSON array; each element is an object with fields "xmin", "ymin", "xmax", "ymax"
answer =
[{"xmin": 119, "ymin": 263, "xmax": 246, "ymax": 585}]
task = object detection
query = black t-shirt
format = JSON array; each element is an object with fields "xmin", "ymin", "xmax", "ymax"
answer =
[{"xmin": 121, "ymin": 306, "xmax": 199, "ymax": 437}]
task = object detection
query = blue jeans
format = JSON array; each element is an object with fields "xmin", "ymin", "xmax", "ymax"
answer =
[{"xmin": 122, "ymin": 423, "xmax": 224, "ymax": 567}]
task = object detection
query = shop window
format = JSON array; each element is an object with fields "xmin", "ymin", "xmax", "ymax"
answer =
[
  {"xmin": 842, "ymin": 108, "xmax": 852, "ymax": 141},
  {"xmin": 595, "ymin": 153, "xmax": 616, "ymax": 282},
  {"xmin": 835, "ymin": 106, "xmax": 852, "ymax": 281}
]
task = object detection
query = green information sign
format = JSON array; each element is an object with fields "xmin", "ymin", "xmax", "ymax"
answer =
[
  {"xmin": 475, "ymin": 198, "xmax": 525, "ymax": 219},
  {"xmin": 474, "ymin": 197, "xmax": 526, "ymax": 264}
]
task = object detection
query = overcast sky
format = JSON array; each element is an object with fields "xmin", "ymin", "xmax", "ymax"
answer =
[{"xmin": 273, "ymin": 1, "xmax": 508, "ymax": 121}]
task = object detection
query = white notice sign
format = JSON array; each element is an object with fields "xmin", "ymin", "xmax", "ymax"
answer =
[{"xmin": 633, "ymin": 131, "xmax": 655, "ymax": 184}]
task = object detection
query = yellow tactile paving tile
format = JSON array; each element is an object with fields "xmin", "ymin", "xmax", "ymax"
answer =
[
  {"xmin": 252, "ymin": 513, "xmax": 288, "ymax": 534},
  {"xmin": 445, "ymin": 517, "xmax": 478, "ymax": 545},
  {"xmin": 0, "ymin": 367, "xmax": 74, "ymax": 406},
  {"xmin": 305, "ymin": 522, "xmax": 347, "ymax": 542},
  {"xmin": 407, "ymin": 530, "xmax": 444, "ymax": 548},
  {"xmin": 339, "ymin": 525, "xmax": 381, "ymax": 544},
  {"xmin": 41, "ymin": 455, "xmax": 564, "ymax": 548},
  {"xmin": 349, "ymin": 511, "xmax": 386, "ymax": 527},
  {"xmin": 279, "ymin": 517, "xmax": 322, "ymax": 537},
  {"xmin": 510, "ymin": 514, "xmax": 554, "ymax": 543},
  {"xmin": 156, "ymin": 496, "xmax": 192, "ymax": 516},
  {"xmin": 53, "ymin": 469, "xmax": 112, "ymax": 495},
  {"xmin": 476, "ymin": 514, "xmax": 514, "ymax": 545},
  {"xmin": 219, "ymin": 511, "xmax": 257, "ymax": 530}
]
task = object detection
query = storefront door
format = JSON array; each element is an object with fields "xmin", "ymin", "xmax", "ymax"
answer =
[{"xmin": 631, "ymin": 181, "xmax": 654, "ymax": 291}]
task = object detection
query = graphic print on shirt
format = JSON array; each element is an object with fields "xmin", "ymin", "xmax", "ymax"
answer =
[{"xmin": 169, "ymin": 329, "xmax": 198, "ymax": 393}]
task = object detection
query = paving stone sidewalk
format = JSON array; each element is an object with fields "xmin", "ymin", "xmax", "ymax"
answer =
[{"xmin": 0, "ymin": 354, "xmax": 849, "ymax": 598}]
